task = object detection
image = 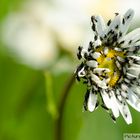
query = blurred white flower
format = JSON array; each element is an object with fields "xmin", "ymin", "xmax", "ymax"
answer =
[
  {"xmin": 46, "ymin": 0, "xmax": 95, "ymax": 53},
  {"xmin": 1, "ymin": 1, "xmax": 58, "ymax": 69},
  {"xmin": 1, "ymin": 0, "xmax": 93, "ymax": 69}
]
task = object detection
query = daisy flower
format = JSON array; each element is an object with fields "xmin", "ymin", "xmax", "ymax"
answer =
[{"xmin": 76, "ymin": 9, "xmax": 140, "ymax": 124}]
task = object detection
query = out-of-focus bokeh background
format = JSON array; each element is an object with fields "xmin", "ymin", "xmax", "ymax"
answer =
[{"xmin": 0, "ymin": 0, "xmax": 140, "ymax": 140}]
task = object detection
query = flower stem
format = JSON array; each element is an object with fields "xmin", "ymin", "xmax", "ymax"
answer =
[
  {"xmin": 55, "ymin": 73, "xmax": 76, "ymax": 140},
  {"xmin": 44, "ymin": 71, "xmax": 58, "ymax": 120}
]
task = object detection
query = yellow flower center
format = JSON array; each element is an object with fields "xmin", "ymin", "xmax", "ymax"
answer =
[{"xmin": 96, "ymin": 46, "xmax": 125, "ymax": 87}]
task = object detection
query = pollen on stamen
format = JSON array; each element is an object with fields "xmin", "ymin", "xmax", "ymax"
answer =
[{"xmin": 92, "ymin": 45, "xmax": 125, "ymax": 87}]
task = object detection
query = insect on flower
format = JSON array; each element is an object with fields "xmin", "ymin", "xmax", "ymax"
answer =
[{"xmin": 76, "ymin": 9, "xmax": 140, "ymax": 124}]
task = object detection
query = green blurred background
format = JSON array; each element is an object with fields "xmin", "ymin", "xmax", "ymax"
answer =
[{"xmin": 0, "ymin": 0, "xmax": 140, "ymax": 140}]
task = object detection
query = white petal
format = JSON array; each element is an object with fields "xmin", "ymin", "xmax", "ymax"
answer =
[
  {"xmin": 126, "ymin": 72, "xmax": 137, "ymax": 79},
  {"xmin": 131, "ymin": 86, "xmax": 140, "ymax": 97},
  {"xmin": 127, "ymin": 89, "xmax": 140, "ymax": 112},
  {"xmin": 94, "ymin": 37, "xmax": 102, "ymax": 47},
  {"xmin": 120, "ymin": 9, "xmax": 134, "ymax": 35},
  {"xmin": 95, "ymin": 15, "xmax": 106, "ymax": 37},
  {"xmin": 91, "ymin": 74, "xmax": 107, "ymax": 89},
  {"xmin": 78, "ymin": 67, "xmax": 85, "ymax": 77},
  {"xmin": 132, "ymin": 63, "xmax": 140, "ymax": 68},
  {"xmin": 98, "ymin": 80, "xmax": 108, "ymax": 89},
  {"xmin": 121, "ymin": 91, "xmax": 128, "ymax": 99},
  {"xmin": 107, "ymin": 14, "xmax": 121, "ymax": 33},
  {"xmin": 130, "ymin": 40, "xmax": 140, "ymax": 47},
  {"xmin": 101, "ymin": 90, "xmax": 119, "ymax": 118},
  {"xmin": 119, "ymin": 28, "xmax": 140, "ymax": 48},
  {"xmin": 110, "ymin": 91, "xmax": 120, "ymax": 118},
  {"xmin": 130, "ymin": 86, "xmax": 140, "ymax": 100},
  {"xmin": 127, "ymin": 66, "xmax": 140, "ymax": 77},
  {"xmin": 117, "ymin": 56, "xmax": 125, "ymax": 62},
  {"xmin": 128, "ymin": 56, "xmax": 140, "ymax": 65},
  {"xmin": 104, "ymin": 47, "xmax": 109, "ymax": 55},
  {"xmin": 94, "ymin": 68, "xmax": 110, "ymax": 75},
  {"xmin": 86, "ymin": 60, "xmax": 98, "ymax": 68},
  {"xmin": 88, "ymin": 90, "xmax": 98, "ymax": 112},
  {"xmin": 92, "ymin": 52, "xmax": 101, "ymax": 59},
  {"xmin": 127, "ymin": 63, "xmax": 140, "ymax": 71},
  {"xmin": 116, "ymin": 95, "xmax": 132, "ymax": 124},
  {"xmin": 127, "ymin": 55, "xmax": 140, "ymax": 60},
  {"xmin": 127, "ymin": 44, "xmax": 140, "ymax": 54},
  {"xmin": 81, "ymin": 48, "xmax": 88, "ymax": 58},
  {"xmin": 121, "ymin": 83, "xmax": 128, "ymax": 91},
  {"xmin": 115, "ymin": 60, "xmax": 121, "ymax": 70},
  {"xmin": 101, "ymin": 90, "xmax": 111, "ymax": 108}
]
